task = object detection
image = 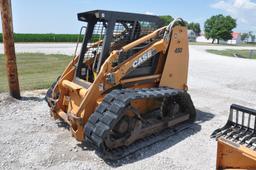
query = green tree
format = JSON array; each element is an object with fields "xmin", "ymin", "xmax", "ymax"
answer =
[
  {"xmin": 249, "ymin": 31, "xmax": 255, "ymax": 42},
  {"xmin": 241, "ymin": 33, "xmax": 249, "ymax": 41},
  {"xmin": 204, "ymin": 14, "xmax": 236, "ymax": 44},
  {"xmin": 188, "ymin": 22, "xmax": 201, "ymax": 36},
  {"xmin": 159, "ymin": 15, "xmax": 174, "ymax": 26}
]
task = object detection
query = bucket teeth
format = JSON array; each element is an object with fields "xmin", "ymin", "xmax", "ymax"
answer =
[
  {"xmin": 233, "ymin": 129, "xmax": 247, "ymax": 140},
  {"xmin": 248, "ymin": 137, "xmax": 256, "ymax": 147},
  {"xmin": 240, "ymin": 132, "xmax": 253, "ymax": 144},
  {"xmin": 211, "ymin": 104, "xmax": 256, "ymax": 148}
]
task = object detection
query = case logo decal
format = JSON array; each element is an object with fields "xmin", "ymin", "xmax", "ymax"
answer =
[{"xmin": 133, "ymin": 49, "xmax": 156, "ymax": 68}]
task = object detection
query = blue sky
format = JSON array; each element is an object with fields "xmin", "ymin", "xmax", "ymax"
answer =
[{"xmin": 2, "ymin": 0, "xmax": 256, "ymax": 34}]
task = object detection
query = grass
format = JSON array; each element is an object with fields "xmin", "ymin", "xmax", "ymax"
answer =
[
  {"xmin": 0, "ymin": 53, "xmax": 71, "ymax": 92},
  {"xmin": 189, "ymin": 42, "xmax": 226, "ymax": 46},
  {"xmin": 206, "ymin": 49, "xmax": 256, "ymax": 59},
  {"xmin": 189, "ymin": 41, "xmax": 256, "ymax": 47}
]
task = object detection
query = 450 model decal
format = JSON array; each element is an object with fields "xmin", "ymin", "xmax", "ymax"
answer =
[{"xmin": 132, "ymin": 48, "xmax": 157, "ymax": 68}]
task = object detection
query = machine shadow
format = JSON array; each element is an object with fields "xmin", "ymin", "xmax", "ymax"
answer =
[
  {"xmin": 78, "ymin": 109, "xmax": 215, "ymax": 167},
  {"xmin": 21, "ymin": 96, "xmax": 44, "ymax": 102}
]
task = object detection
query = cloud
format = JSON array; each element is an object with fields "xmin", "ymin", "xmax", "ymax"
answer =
[
  {"xmin": 145, "ymin": 11, "xmax": 154, "ymax": 15},
  {"xmin": 211, "ymin": 0, "xmax": 256, "ymax": 31}
]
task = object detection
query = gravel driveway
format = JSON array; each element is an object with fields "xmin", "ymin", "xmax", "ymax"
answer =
[{"xmin": 0, "ymin": 44, "xmax": 256, "ymax": 170}]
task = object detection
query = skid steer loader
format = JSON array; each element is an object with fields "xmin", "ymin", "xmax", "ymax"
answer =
[
  {"xmin": 211, "ymin": 104, "xmax": 256, "ymax": 169},
  {"xmin": 45, "ymin": 10, "xmax": 196, "ymax": 159}
]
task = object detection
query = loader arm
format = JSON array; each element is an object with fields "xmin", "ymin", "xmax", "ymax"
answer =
[
  {"xmin": 67, "ymin": 28, "xmax": 166, "ymax": 134},
  {"xmin": 108, "ymin": 25, "xmax": 189, "ymax": 90}
]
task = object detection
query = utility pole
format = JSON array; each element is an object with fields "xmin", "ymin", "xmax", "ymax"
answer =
[{"xmin": 0, "ymin": 0, "xmax": 20, "ymax": 99}]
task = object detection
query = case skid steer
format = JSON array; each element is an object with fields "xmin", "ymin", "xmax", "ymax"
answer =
[
  {"xmin": 45, "ymin": 10, "xmax": 196, "ymax": 159},
  {"xmin": 211, "ymin": 104, "xmax": 256, "ymax": 169}
]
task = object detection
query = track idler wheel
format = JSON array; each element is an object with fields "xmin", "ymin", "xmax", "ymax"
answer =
[
  {"xmin": 104, "ymin": 114, "xmax": 137, "ymax": 150},
  {"xmin": 161, "ymin": 92, "xmax": 196, "ymax": 122}
]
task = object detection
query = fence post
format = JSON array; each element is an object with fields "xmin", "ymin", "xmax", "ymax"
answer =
[{"xmin": 0, "ymin": 0, "xmax": 21, "ymax": 99}]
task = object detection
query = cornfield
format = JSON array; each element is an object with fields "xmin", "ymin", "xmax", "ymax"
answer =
[{"xmin": 0, "ymin": 33, "xmax": 101, "ymax": 42}]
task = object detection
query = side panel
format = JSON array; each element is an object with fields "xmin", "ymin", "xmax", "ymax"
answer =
[
  {"xmin": 216, "ymin": 138, "xmax": 256, "ymax": 169},
  {"xmin": 160, "ymin": 26, "xmax": 189, "ymax": 90}
]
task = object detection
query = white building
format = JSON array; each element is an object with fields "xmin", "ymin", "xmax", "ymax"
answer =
[
  {"xmin": 187, "ymin": 30, "xmax": 196, "ymax": 42},
  {"xmin": 196, "ymin": 35, "xmax": 213, "ymax": 43},
  {"xmin": 196, "ymin": 31, "xmax": 214, "ymax": 43},
  {"xmin": 227, "ymin": 32, "xmax": 241, "ymax": 45},
  {"xmin": 247, "ymin": 35, "xmax": 255, "ymax": 43},
  {"xmin": 196, "ymin": 32, "xmax": 242, "ymax": 45}
]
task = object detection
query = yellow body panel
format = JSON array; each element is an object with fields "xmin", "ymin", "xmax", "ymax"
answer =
[
  {"xmin": 160, "ymin": 26, "xmax": 189, "ymax": 90},
  {"xmin": 216, "ymin": 138, "xmax": 256, "ymax": 170}
]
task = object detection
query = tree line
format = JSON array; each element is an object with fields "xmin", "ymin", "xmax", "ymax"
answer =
[
  {"xmin": 160, "ymin": 14, "xmax": 254, "ymax": 44},
  {"xmin": 1, "ymin": 15, "xmax": 253, "ymax": 44},
  {"xmin": 159, "ymin": 16, "xmax": 201, "ymax": 36},
  {"xmin": 241, "ymin": 32, "xmax": 255, "ymax": 43}
]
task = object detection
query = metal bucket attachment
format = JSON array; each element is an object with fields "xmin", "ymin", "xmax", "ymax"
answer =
[{"xmin": 211, "ymin": 104, "xmax": 256, "ymax": 149}]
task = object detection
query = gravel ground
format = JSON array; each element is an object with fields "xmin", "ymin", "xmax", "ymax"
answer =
[{"xmin": 0, "ymin": 44, "xmax": 256, "ymax": 170}]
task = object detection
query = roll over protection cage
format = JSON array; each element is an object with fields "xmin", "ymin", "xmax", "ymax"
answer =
[{"xmin": 76, "ymin": 10, "xmax": 163, "ymax": 79}]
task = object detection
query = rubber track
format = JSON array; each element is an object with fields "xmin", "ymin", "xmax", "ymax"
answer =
[{"xmin": 84, "ymin": 87, "xmax": 193, "ymax": 160}]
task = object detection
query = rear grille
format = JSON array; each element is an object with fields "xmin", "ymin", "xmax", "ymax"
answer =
[{"xmin": 211, "ymin": 104, "xmax": 256, "ymax": 149}]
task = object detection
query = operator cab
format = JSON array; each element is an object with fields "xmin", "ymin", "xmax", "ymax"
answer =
[{"xmin": 76, "ymin": 10, "xmax": 163, "ymax": 83}]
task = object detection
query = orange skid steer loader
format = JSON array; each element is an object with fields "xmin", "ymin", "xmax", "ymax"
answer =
[{"xmin": 45, "ymin": 10, "xmax": 196, "ymax": 159}]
